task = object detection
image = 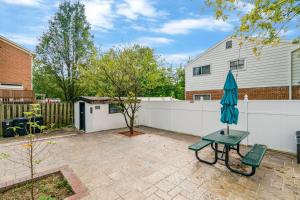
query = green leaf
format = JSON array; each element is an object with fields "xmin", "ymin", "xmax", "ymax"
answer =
[
  {"xmin": 0, "ymin": 153, "xmax": 10, "ymax": 160},
  {"xmin": 34, "ymin": 159, "xmax": 42, "ymax": 165},
  {"xmin": 38, "ymin": 195, "xmax": 56, "ymax": 200},
  {"xmin": 47, "ymin": 141, "xmax": 56, "ymax": 145}
]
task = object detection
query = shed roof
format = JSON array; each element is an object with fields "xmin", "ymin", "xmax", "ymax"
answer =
[
  {"xmin": 78, "ymin": 96, "xmax": 115, "ymax": 104},
  {"xmin": 77, "ymin": 96, "xmax": 176, "ymax": 104}
]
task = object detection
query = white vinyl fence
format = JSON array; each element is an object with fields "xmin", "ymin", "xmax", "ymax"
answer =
[{"xmin": 138, "ymin": 98, "xmax": 300, "ymax": 154}]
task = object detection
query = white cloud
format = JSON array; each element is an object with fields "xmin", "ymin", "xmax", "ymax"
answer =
[
  {"xmin": 162, "ymin": 50, "xmax": 204, "ymax": 65},
  {"xmin": 0, "ymin": 0, "xmax": 41, "ymax": 6},
  {"xmin": 134, "ymin": 37, "xmax": 173, "ymax": 47},
  {"xmin": 131, "ymin": 24, "xmax": 147, "ymax": 31},
  {"xmin": 235, "ymin": 1, "xmax": 254, "ymax": 14},
  {"xmin": 280, "ymin": 29, "xmax": 297, "ymax": 37},
  {"xmin": 2, "ymin": 33, "xmax": 38, "ymax": 46},
  {"xmin": 83, "ymin": 0, "xmax": 115, "ymax": 31},
  {"xmin": 163, "ymin": 53, "xmax": 190, "ymax": 65},
  {"xmin": 101, "ymin": 37, "xmax": 173, "ymax": 50},
  {"xmin": 156, "ymin": 17, "xmax": 233, "ymax": 35},
  {"xmin": 116, "ymin": 0, "xmax": 166, "ymax": 20}
]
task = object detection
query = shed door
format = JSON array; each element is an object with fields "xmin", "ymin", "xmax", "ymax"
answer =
[{"xmin": 79, "ymin": 102, "xmax": 85, "ymax": 131}]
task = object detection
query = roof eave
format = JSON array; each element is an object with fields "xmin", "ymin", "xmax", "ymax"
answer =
[
  {"xmin": 0, "ymin": 35, "xmax": 34, "ymax": 56},
  {"xmin": 184, "ymin": 35, "xmax": 233, "ymax": 68},
  {"xmin": 184, "ymin": 36, "xmax": 295, "ymax": 68}
]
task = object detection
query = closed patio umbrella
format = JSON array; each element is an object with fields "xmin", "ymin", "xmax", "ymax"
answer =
[{"xmin": 220, "ymin": 70, "xmax": 239, "ymax": 134}]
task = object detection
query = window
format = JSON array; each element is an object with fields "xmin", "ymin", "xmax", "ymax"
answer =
[
  {"xmin": 226, "ymin": 40, "xmax": 232, "ymax": 49},
  {"xmin": 0, "ymin": 83, "xmax": 23, "ymax": 89},
  {"xmin": 109, "ymin": 103, "xmax": 122, "ymax": 114},
  {"xmin": 230, "ymin": 59, "xmax": 245, "ymax": 70},
  {"xmin": 193, "ymin": 65, "xmax": 211, "ymax": 76},
  {"xmin": 194, "ymin": 94, "xmax": 211, "ymax": 101},
  {"xmin": 95, "ymin": 105, "xmax": 100, "ymax": 110},
  {"xmin": 1, "ymin": 83, "xmax": 22, "ymax": 86}
]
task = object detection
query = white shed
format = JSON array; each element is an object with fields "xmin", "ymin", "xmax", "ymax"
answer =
[{"xmin": 74, "ymin": 97, "xmax": 127, "ymax": 133}]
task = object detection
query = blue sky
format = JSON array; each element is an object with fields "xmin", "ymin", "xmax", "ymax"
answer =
[{"xmin": 0, "ymin": 0, "xmax": 298, "ymax": 66}]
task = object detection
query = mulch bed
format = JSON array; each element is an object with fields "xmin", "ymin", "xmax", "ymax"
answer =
[
  {"xmin": 118, "ymin": 130, "xmax": 144, "ymax": 137},
  {"xmin": 0, "ymin": 172, "xmax": 74, "ymax": 200}
]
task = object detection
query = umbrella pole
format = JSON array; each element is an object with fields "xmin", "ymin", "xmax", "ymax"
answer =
[{"xmin": 227, "ymin": 124, "xmax": 229, "ymax": 135}]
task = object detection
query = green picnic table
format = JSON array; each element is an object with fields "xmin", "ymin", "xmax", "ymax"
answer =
[{"xmin": 188, "ymin": 129, "xmax": 267, "ymax": 176}]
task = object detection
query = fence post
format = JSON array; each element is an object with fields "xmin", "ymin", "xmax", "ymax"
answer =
[
  {"xmin": 55, "ymin": 103, "xmax": 59, "ymax": 126},
  {"xmin": 50, "ymin": 103, "xmax": 53, "ymax": 125},
  {"xmin": 200, "ymin": 96, "xmax": 204, "ymax": 135},
  {"xmin": 244, "ymin": 94, "xmax": 249, "ymax": 145},
  {"xmin": 64, "ymin": 103, "xmax": 67, "ymax": 126},
  {"xmin": 18, "ymin": 104, "xmax": 22, "ymax": 116},
  {"xmin": 12, "ymin": 104, "xmax": 16, "ymax": 119},
  {"xmin": 0, "ymin": 104, "xmax": 3, "ymax": 135},
  {"xmin": 59, "ymin": 103, "xmax": 63, "ymax": 127}
]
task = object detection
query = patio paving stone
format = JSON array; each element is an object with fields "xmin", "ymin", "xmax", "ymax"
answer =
[{"xmin": 0, "ymin": 126, "xmax": 299, "ymax": 200}]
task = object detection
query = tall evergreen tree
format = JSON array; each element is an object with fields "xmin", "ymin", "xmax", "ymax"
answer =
[{"xmin": 35, "ymin": 1, "xmax": 95, "ymax": 101}]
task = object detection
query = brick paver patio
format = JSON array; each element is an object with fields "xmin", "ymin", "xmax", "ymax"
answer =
[{"xmin": 0, "ymin": 127, "xmax": 299, "ymax": 200}]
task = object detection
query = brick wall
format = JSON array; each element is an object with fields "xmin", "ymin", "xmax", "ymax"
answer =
[
  {"xmin": 292, "ymin": 85, "xmax": 300, "ymax": 99},
  {"xmin": 0, "ymin": 39, "xmax": 32, "ymax": 90},
  {"xmin": 185, "ymin": 86, "xmax": 298, "ymax": 100}
]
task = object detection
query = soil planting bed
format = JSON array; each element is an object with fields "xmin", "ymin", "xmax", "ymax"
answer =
[
  {"xmin": 0, "ymin": 165, "xmax": 88, "ymax": 200},
  {"xmin": 0, "ymin": 172, "xmax": 73, "ymax": 200},
  {"xmin": 118, "ymin": 130, "xmax": 144, "ymax": 137}
]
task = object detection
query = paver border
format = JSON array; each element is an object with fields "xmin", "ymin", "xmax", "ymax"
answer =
[{"xmin": 0, "ymin": 165, "xmax": 88, "ymax": 200}]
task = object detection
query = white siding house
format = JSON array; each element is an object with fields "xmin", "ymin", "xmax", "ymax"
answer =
[
  {"xmin": 292, "ymin": 48, "xmax": 300, "ymax": 85},
  {"xmin": 185, "ymin": 37, "xmax": 300, "ymax": 100}
]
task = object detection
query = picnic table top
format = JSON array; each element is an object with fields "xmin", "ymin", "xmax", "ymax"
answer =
[{"xmin": 202, "ymin": 129, "xmax": 249, "ymax": 145}]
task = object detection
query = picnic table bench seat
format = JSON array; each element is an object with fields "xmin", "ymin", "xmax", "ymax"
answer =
[
  {"xmin": 188, "ymin": 130, "xmax": 267, "ymax": 176},
  {"xmin": 188, "ymin": 140, "xmax": 212, "ymax": 151},
  {"xmin": 188, "ymin": 140, "xmax": 217, "ymax": 165},
  {"xmin": 241, "ymin": 144, "xmax": 267, "ymax": 168}
]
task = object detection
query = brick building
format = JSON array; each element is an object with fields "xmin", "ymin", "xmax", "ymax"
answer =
[
  {"xmin": 0, "ymin": 35, "xmax": 34, "ymax": 103},
  {"xmin": 185, "ymin": 37, "xmax": 300, "ymax": 100}
]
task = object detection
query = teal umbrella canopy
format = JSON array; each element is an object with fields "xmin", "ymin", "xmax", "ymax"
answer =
[{"xmin": 220, "ymin": 70, "xmax": 239, "ymax": 125}]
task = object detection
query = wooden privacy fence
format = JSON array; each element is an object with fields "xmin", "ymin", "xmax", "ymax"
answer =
[
  {"xmin": 0, "ymin": 103, "xmax": 73, "ymax": 135},
  {"xmin": 0, "ymin": 89, "xmax": 35, "ymax": 103}
]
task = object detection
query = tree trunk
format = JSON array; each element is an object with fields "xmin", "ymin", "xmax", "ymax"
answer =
[
  {"xmin": 129, "ymin": 115, "xmax": 134, "ymax": 135},
  {"xmin": 129, "ymin": 126, "xmax": 134, "ymax": 135},
  {"xmin": 30, "ymin": 144, "xmax": 34, "ymax": 200}
]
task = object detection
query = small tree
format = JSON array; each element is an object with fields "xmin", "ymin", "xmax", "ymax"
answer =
[
  {"xmin": 85, "ymin": 46, "xmax": 162, "ymax": 135},
  {"xmin": 0, "ymin": 104, "xmax": 54, "ymax": 200}
]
